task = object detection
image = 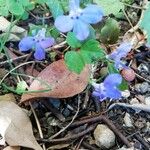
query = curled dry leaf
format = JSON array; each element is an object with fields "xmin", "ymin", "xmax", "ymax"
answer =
[
  {"xmin": 0, "ymin": 101, "xmax": 42, "ymax": 150},
  {"xmin": 3, "ymin": 146, "xmax": 20, "ymax": 150},
  {"xmin": 21, "ymin": 59, "xmax": 90, "ymax": 102},
  {"xmin": 0, "ymin": 16, "xmax": 26, "ymax": 41}
]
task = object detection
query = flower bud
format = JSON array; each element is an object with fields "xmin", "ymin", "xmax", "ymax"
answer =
[{"xmin": 121, "ymin": 68, "xmax": 135, "ymax": 81}]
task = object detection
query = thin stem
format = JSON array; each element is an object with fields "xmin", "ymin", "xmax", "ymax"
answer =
[{"xmin": 29, "ymin": 102, "xmax": 46, "ymax": 150}]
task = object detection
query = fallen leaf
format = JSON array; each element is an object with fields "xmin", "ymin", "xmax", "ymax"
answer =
[
  {"xmin": 21, "ymin": 59, "xmax": 90, "ymax": 102},
  {"xmin": 0, "ymin": 16, "xmax": 26, "ymax": 41},
  {"xmin": 0, "ymin": 93, "xmax": 16, "ymax": 102},
  {"xmin": 3, "ymin": 146, "xmax": 20, "ymax": 150},
  {"xmin": 0, "ymin": 101, "xmax": 42, "ymax": 150}
]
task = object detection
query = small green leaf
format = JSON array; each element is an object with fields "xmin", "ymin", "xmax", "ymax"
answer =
[
  {"xmin": 100, "ymin": 18, "xmax": 120, "ymax": 44},
  {"xmin": 93, "ymin": 0, "xmax": 124, "ymax": 15},
  {"xmin": 65, "ymin": 51, "xmax": 85, "ymax": 74},
  {"xmin": 118, "ymin": 79, "xmax": 128, "ymax": 91},
  {"xmin": 80, "ymin": 39, "xmax": 105, "ymax": 63},
  {"xmin": 107, "ymin": 62, "xmax": 118, "ymax": 73},
  {"xmin": 139, "ymin": 2, "xmax": 150, "ymax": 44},
  {"xmin": 46, "ymin": 0, "xmax": 64, "ymax": 19},
  {"xmin": 16, "ymin": 81, "xmax": 28, "ymax": 94},
  {"xmin": 49, "ymin": 27, "xmax": 60, "ymax": 39},
  {"xmin": 66, "ymin": 32, "xmax": 81, "ymax": 48},
  {"xmin": 7, "ymin": 0, "xmax": 24, "ymax": 15}
]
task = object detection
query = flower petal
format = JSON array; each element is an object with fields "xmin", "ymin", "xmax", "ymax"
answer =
[
  {"xmin": 105, "ymin": 87, "xmax": 121, "ymax": 99},
  {"xmin": 104, "ymin": 74, "xmax": 122, "ymax": 87},
  {"xmin": 34, "ymin": 44, "xmax": 45, "ymax": 60},
  {"xmin": 55, "ymin": 15, "xmax": 73, "ymax": 32},
  {"xmin": 73, "ymin": 19, "xmax": 89, "ymax": 40},
  {"xmin": 40, "ymin": 37, "xmax": 55, "ymax": 49},
  {"xmin": 19, "ymin": 37, "xmax": 35, "ymax": 51},
  {"xmin": 109, "ymin": 42, "xmax": 132, "ymax": 60},
  {"xmin": 80, "ymin": 4, "xmax": 104, "ymax": 24},
  {"xmin": 69, "ymin": 0, "xmax": 80, "ymax": 11}
]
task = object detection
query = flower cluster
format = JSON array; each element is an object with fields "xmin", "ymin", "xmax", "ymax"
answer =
[
  {"xmin": 92, "ymin": 74, "xmax": 122, "ymax": 100},
  {"xmin": 18, "ymin": 0, "xmax": 132, "ymax": 102},
  {"xmin": 19, "ymin": 28, "xmax": 55, "ymax": 60},
  {"xmin": 55, "ymin": 0, "xmax": 104, "ymax": 40}
]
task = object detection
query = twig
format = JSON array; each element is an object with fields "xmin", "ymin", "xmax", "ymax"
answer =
[
  {"xmin": 135, "ymin": 72, "xmax": 150, "ymax": 83},
  {"xmin": 0, "ymin": 54, "xmax": 29, "ymax": 66},
  {"xmin": 122, "ymin": 2, "xmax": 146, "ymax": 10},
  {"xmin": 29, "ymin": 102, "xmax": 46, "ymax": 150},
  {"xmin": 40, "ymin": 125, "xmax": 96, "ymax": 143},
  {"xmin": 0, "ymin": 61, "xmax": 37, "ymax": 85},
  {"xmin": 133, "ymin": 133, "xmax": 150, "ymax": 150},
  {"xmin": 82, "ymin": 141, "xmax": 100, "ymax": 150},
  {"xmin": 48, "ymin": 95, "xmax": 81, "ymax": 140}
]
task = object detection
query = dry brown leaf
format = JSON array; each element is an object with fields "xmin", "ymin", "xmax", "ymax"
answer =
[
  {"xmin": 0, "ymin": 101, "xmax": 42, "ymax": 150},
  {"xmin": 0, "ymin": 16, "xmax": 26, "ymax": 41},
  {"xmin": 21, "ymin": 59, "xmax": 90, "ymax": 102},
  {"xmin": 0, "ymin": 93, "xmax": 16, "ymax": 102},
  {"xmin": 3, "ymin": 146, "xmax": 20, "ymax": 150}
]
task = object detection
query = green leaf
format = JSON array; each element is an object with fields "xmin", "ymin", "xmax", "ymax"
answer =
[
  {"xmin": 49, "ymin": 27, "xmax": 60, "ymax": 39},
  {"xmin": 66, "ymin": 32, "xmax": 81, "ymax": 48},
  {"xmin": 80, "ymin": 39, "xmax": 105, "ymax": 63},
  {"xmin": 46, "ymin": 0, "xmax": 64, "ymax": 19},
  {"xmin": 65, "ymin": 51, "xmax": 85, "ymax": 74},
  {"xmin": 100, "ymin": 18, "xmax": 120, "ymax": 44},
  {"xmin": 16, "ymin": 81, "xmax": 28, "ymax": 94},
  {"xmin": 107, "ymin": 62, "xmax": 118, "ymax": 73},
  {"xmin": 93, "ymin": 0, "xmax": 124, "ymax": 15},
  {"xmin": 118, "ymin": 79, "xmax": 128, "ymax": 91},
  {"xmin": 7, "ymin": 0, "xmax": 24, "ymax": 15},
  {"xmin": 139, "ymin": 2, "xmax": 150, "ymax": 44}
]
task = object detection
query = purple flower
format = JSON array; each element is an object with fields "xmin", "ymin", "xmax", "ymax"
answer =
[
  {"xmin": 19, "ymin": 28, "xmax": 55, "ymax": 60},
  {"xmin": 108, "ymin": 42, "xmax": 132, "ymax": 69},
  {"xmin": 92, "ymin": 74, "xmax": 122, "ymax": 101},
  {"xmin": 54, "ymin": 0, "xmax": 103, "ymax": 41}
]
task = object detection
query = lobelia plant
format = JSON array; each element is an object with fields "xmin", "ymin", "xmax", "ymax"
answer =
[
  {"xmin": 108, "ymin": 42, "xmax": 132, "ymax": 69},
  {"xmin": 92, "ymin": 74, "xmax": 122, "ymax": 101},
  {"xmin": 54, "ymin": 0, "xmax": 104, "ymax": 40},
  {"xmin": 19, "ymin": 28, "xmax": 55, "ymax": 60}
]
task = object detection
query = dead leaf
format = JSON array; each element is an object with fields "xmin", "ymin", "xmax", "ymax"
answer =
[
  {"xmin": 0, "ymin": 101, "xmax": 42, "ymax": 150},
  {"xmin": 0, "ymin": 17, "xmax": 26, "ymax": 41},
  {"xmin": 0, "ymin": 93, "xmax": 16, "ymax": 102},
  {"xmin": 3, "ymin": 146, "xmax": 20, "ymax": 150},
  {"xmin": 21, "ymin": 59, "xmax": 90, "ymax": 102}
]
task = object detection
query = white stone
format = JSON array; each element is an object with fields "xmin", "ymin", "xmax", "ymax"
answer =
[
  {"xmin": 121, "ymin": 90, "xmax": 130, "ymax": 98},
  {"xmin": 94, "ymin": 124, "xmax": 115, "ymax": 149},
  {"xmin": 123, "ymin": 113, "xmax": 133, "ymax": 127},
  {"xmin": 145, "ymin": 97, "xmax": 150, "ymax": 106}
]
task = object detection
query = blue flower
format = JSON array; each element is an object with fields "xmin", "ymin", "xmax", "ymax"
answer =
[
  {"xmin": 19, "ymin": 28, "xmax": 55, "ymax": 60},
  {"xmin": 54, "ymin": 0, "xmax": 104, "ymax": 41},
  {"xmin": 108, "ymin": 42, "xmax": 132, "ymax": 69},
  {"xmin": 92, "ymin": 74, "xmax": 122, "ymax": 101}
]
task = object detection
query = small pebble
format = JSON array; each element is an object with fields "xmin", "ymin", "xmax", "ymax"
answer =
[
  {"xmin": 135, "ymin": 82, "xmax": 149, "ymax": 94},
  {"xmin": 121, "ymin": 90, "xmax": 130, "ymax": 98},
  {"xmin": 138, "ymin": 63, "xmax": 149, "ymax": 74},
  {"xmin": 144, "ymin": 96, "xmax": 150, "ymax": 106},
  {"xmin": 130, "ymin": 98, "xmax": 139, "ymax": 104},
  {"xmin": 123, "ymin": 113, "xmax": 133, "ymax": 127},
  {"xmin": 94, "ymin": 124, "xmax": 116, "ymax": 149}
]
